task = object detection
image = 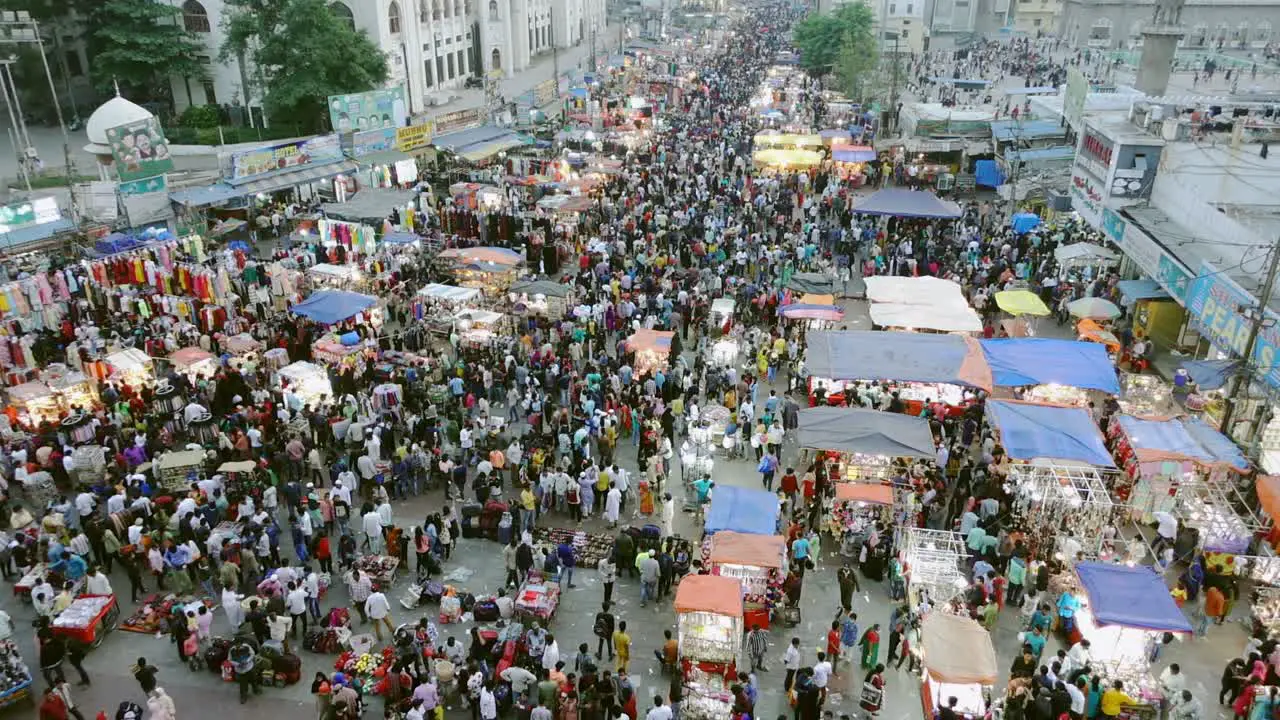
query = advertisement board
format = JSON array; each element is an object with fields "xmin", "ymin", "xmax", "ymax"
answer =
[
  {"xmin": 119, "ymin": 175, "xmax": 168, "ymax": 196},
  {"xmin": 1069, "ymin": 166, "xmax": 1105, "ymax": 228},
  {"xmin": 396, "ymin": 123, "xmax": 434, "ymax": 152},
  {"xmin": 533, "ymin": 78, "xmax": 559, "ymax": 107},
  {"xmin": 106, "ymin": 118, "xmax": 174, "ymax": 182},
  {"xmin": 1105, "ymin": 208, "xmax": 1191, "ymax": 302},
  {"xmin": 432, "ymin": 108, "xmax": 486, "ymax": 136},
  {"xmin": 229, "ymin": 135, "xmax": 343, "ymax": 182},
  {"xmin": 350, "ymin": 128, "xmax": 397, "ymax": 157},
  {"xmin": 0, "ymin": 196, "xmax": 60, "ymax": 230},
  {"xmin": 327, "ymin": 87, "xmax": 409, "ymax": 132},
  {"xmin": 1185, "ymin": 260, "xmax": 1280, "ymax": 389}
]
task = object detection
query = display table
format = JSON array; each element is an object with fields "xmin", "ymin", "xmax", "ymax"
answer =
[{"xmin": 51, "ymin": 594, "xmax": 120, "ymax": 648}]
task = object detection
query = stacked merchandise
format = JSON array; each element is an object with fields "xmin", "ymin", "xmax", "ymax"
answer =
[
  {"xmin": 0, "ymin": 640, "xmax": 32, "ymax": 709},
  {"xmin": 51, "ymin": 595, "xmax": 117, "ymax": 646},
  {"xmin": 530, "ymin": 527, "xmax": 615, "ymax": 566}
]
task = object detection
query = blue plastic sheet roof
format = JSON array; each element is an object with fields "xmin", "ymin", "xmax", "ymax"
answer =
[
  {"xmin": 990, "ymin": 119, "xmax": 1067, "ymax": 142},
  {"xmin": 1075, "ymin": 562, "xmax": 1193, "ymax": 632},
  {"xmin": 1183, "ymin": 416, "xmax": 1251, "ymax": 471},
  {"xmin": 1117, "ymin": 279, "xmax": 1172, "ymax": 303},
  {"xmin": 973, "ymin": 159, "xmax": 1004, "ymax": 188},
  {"xmin": 289, "ymin": 290, "xmax": 377, "ymax": 325},
  {"xmin": 1181, "ymin": 359, "xmax": 1238, "ymax": 391},
  {"xmin": 1114, "ymin": 415, "xmax": 1215, "ymax": 463},
  {"xmin": 852, "ymin": 189, "xmax": 963, "ymax": 218},
  {"xmin": 986, "ymin": 400, "xmax": 1115, "ymax": 466},
  {"xmin": 1011, "ymin": 212, "xmax": 1041, "ymax": 234},
  {"xmin": 704, "ymin": 486, "xmax": 780, "ymax": 536},
  {"xmin": 805, "ymin": 331, "xmax": 991, "ymax": 390},
  {"xmin": 980, "ymin": 339, "xmax": 1120, "ymax": 394},
  {"xmin": 0, "ymin": 217, "xmax": 75, "ymax": 251}
]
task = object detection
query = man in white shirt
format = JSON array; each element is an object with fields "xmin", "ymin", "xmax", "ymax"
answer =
[
  {"xmin": 74, "ymin": 490, "xmax": 96, "ymax": 519},
  {"xmin": 541, "ymin": 637, "xmax": 560, "ymax": 672},
  {"xmin": 646, "ymin": 698, "xmax": 674, "ymax": 720},
  {"xmin": 1153, "ymin": 511, "xmax": 1178, "ymax": 554},
  {"xmin": 106, "ymin": 491, "xmax": 127, "ymax": 516},
  {"xmin": 365, "ymin": 589, "xmax": 393, "ymax": 642},
  {"xmin": 357, "ymin": 453, "xmax": 377, "ymax": 485},
  {"xmin": 811, "ymin": 652, "xmax": 832, "ymax": 689},
  {"xmin": 362, "ymin": 509, "xmax": 384, "ymax": 554},
  {"xmin": 782, "ymin": 637, "xmax": 801, "ymax": 692},
  {"xmin": 286, "ymin": 581, "xmax": 308, "ymax": 639},
  {"xmin": 1159, "ymin": 664, "xmax": 1186, "ymax": 698},
  {"xmin": 85, "ymin": 567, "xmax": 112, "ymax": 596}
]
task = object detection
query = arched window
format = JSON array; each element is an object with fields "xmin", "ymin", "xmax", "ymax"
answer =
[
  {"xmin": 1088, "ymin": 17, "xmax": 1112, "ymax": 44},
  {"xmin": 389, "ymin": 1, "xmax": 402, "ymax": 33},
  {"xmin": 1256, "ymin": 21, "xmax": 1272, "ymax": 44},
  {"xmin": 488, "ymin": 0, "xmax": 498, "ymax": 20},
  {"xmin": 330, "ymin": 2, "xmax": 356, "ymax": 30},
  {"xmin": 182, "ymin": 0, "xmax": 211, "ymax": 33},
  {"xmin": 491, "ymin": 47, "xmax": 501, "ymax": 70}
]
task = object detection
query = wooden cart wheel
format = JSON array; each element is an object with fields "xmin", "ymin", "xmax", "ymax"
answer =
[{"xmin": 104, "ymin": 600, "xmax": 121, "ymax": 632}]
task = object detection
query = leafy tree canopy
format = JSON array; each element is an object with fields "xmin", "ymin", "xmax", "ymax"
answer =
[
  {"xmin": 84, "ymin": 0, "xmax": 206, "ymax": 104},
  {"xmin": 792, "ymin": 2, "xmax": 876, "ymax": 77}
]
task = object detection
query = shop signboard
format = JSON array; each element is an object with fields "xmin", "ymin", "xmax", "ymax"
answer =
[
  {"xmin": 1069, "ymin": 166, "xmax": 1105, "ymax": 228},
  {"xmin": 1107, "ymin": 210, "xmax": 1191, "ymax": 303},
  {"xmin": 1101, "ymin": 207, "xmax": 1126, "ymax": 245},
  {"xmin": 533, "ymin": 78, "xmax": 559, "ymax": 107},
  {"xmin": 0, "ymin": 196, "xmax": 60, "ymax": 231},
  {"xmin": 1185, "ymin": 260, "xmax": 1280, "ymax": 389},
  {"xmin": 395, "ymin": 122, "xmax": 434, "ymax": 152},
  {"xmin": 119, "ymin": 175, "xmax": 167, "ymax": 196},
  {"xmin": 327, "ymin": 87, "xmax": 409, "ymax": 132},
  {"xmin": 105, "ymin": 117, "xmax": 174, "ymax": 182},
  {"xmin": 229, "ymin": 135, "xmax": 343, "ymax": 182},
  {"xmin": 350, "ymin": 128, "xmax": 397, "ymax": 157},
  {"xmin": 1077, "ymin": 130, "xmax": 1113, "ymax": 179},
  {"xmin": 432, "ymin": 108, "xmax": 486, "ymax": 137}
]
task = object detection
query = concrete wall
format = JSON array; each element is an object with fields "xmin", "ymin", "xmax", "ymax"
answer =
[{"xmin": 1059, "ymin": 0, "xmax": 1279, "ymax": 49}]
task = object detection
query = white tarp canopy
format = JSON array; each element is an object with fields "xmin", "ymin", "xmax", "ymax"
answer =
[
  {"xmin": 1054, "ymin": 242, "xmax": 1120, "ymax": 267},
  {"xmin": 454, "ymin": 308, "xmax": 504, "ymax": 326},
  {"xmin": 865, "ymin": 276, "xmax": 969, "ymax": 308},
  {"xmin": 711, "ymin": 298, "xmax": 736, "ymax": 315},
  {"xmin": 308, "ymin": 263, "xmax": 361, "ymax": 281},
  {"xmin": 418, "ymin": 283, "xmax": 482, "ymax": 303},
  {"xmin": 870, "ymin": 303, "xmax": 983, "ymax": 333},
  {"xmin": 279, "ymin": 360, "xmax": 327, "ymax": 383},
  {"xmin": 107, "ymin": 348, "xmax": 153, "ymax": 373}
]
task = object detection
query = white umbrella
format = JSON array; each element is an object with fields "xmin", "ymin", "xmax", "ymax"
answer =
[{"xmin": 1067, "ymin": 297, "xmax": 1121, "ymax": 320}]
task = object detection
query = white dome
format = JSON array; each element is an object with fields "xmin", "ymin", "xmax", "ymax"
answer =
[{"xmin": 86, "ymin": 95, "xmax": 154, "ymax": 145}]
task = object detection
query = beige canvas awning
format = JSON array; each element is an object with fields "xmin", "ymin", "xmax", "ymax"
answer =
[{"xmin": 921, "ymin": 613, "xmax": 998, "ymax": 685}]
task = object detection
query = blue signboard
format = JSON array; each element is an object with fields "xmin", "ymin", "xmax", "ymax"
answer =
[
  {"xmin": 1101, "ymin": 208, "xmax": 1126, "ymax": 245},
  {"xmin": 1185, "ymin": 260, "xmax": 1280, "ymax": 389},
  {"xmin": 1157, "ymin": 255, "xmax": 1192, "ymax": 302}
]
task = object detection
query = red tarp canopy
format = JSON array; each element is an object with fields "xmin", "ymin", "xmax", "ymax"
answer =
[{"xmin": 673, "ymin": 575, "xmax": 743, "ymax": 617}]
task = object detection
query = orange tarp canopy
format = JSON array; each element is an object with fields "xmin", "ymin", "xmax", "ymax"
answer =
[
  {"xmin": 1077, "ymin": 318, "xmax": 1120, "ymax": 352},
  {"xmin": 626, "ymin": 329, "xmax": 675, "ymax": 353},
  {"xmin": 709, "ymin": 531, "xmax": 787, "ymax": 569},
  {"xmin": 835, "ymin": 483, "xmax": 894, "ymax": 505},
  {"xmin": 673, "ymin": 575, "xmax": 744, "ymax": 617},
  {"xmin": 1258, "ymin": 476, "xmax": 1280, "ymax": 526}
]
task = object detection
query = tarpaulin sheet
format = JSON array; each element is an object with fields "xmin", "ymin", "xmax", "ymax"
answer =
[
  {"xmin": 788, "ymin": 272, "xmax": 839, "ymax": 295},
  {"xmin": 289, "ymin": 290, "xmax": 377, "ymax": 325},
  {"xmin": 980, "ymin": 339, "xmax": 1120, "ymax": 394},
  {"xmin": 864, "ymin": 276, "xmax": 968, "ymax": 307},
  {"xmin": 320, "ymin": 188, "xmax": 417, "ymax": 223},
  {"xmin": 834, "ymin": 483, "xmax": 894, "ymax": 505},
  {"xmin": 797, "ymin": 406, "xmax": 936, "ymax": 459},
  {"xmin": 832, "ymin": 145, "xmax": 876, "ymax": 163},
  {"xmin": 870, "ymin": 303, "xmax": 982, "ymax": 333},
  {"xmin": 1182, "ymin": 417, "xmax": 1250, "ymax": 472},
  {"xmin": 986, "ymin": 400, "xmax": 1115, "ymax": 466},
  {"xmin": 1116, "ymin": 279, "xmax": 1171, "ymax": 303},
  {"xmin": 509, "ymin": 279, "xmax": 572, "ymax": 298},
  {"xmin": 708, "ymin": 531, "xmax": 787, "ymax": 568},
  {"xmin": 852, "ymin": 189, "xmax": 963, "ymax": 218},
  {"xmin": 973, "ymin": 159, "xmax": 1004, "ymax": 188},
  {"xmin": 1075, "ymin": 562, "xmax": 1193, "ymax": 632},
  {"xmin": 1011, "ymin": 212, "xmax": 1041, "ymax": 234},
  {"xmin": 704, "ymin": 485, "xmax": 780, "ymax": 536},
  {"xmin": 805, "ymin": 331, "xmax": 993, "ymax": 391},
  {"xmin": 1181, "ymin": 359, "xmax": 1238, "ymax": 392},
  {"xmin": 1114, "ymin": 415, "xmax": 1215, "ymax": 464},
  {"xmin": 921, "ymin": 613, "xmax": 999, "ymax": 684},
  {"xmin": 673, "ymin": 575, "xmax": 744, "ymax": 617},
  {"xmin": 779, "ymin": 303, "xmax": 845, "ymax": 321}
]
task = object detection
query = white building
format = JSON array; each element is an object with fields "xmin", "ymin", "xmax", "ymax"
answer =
[{"xmin": 170, "ymin": 0, "xmax": 606, "ymax": 116}]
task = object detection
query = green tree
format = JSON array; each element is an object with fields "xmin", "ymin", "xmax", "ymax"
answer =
[
  {"xmin": 834, "ymin": 25, "xmax": 880, "ymax": 102},
  {"xmin": 84, "ymin": 0, "xmax": 206, "ymax": 106},
  {"xmin": 792, "ymin": 2, "xmax": 876, "ymax": 77},
  {"xmin": 220, "ymin": 0, "xmax": 388, "ymax": 133}
]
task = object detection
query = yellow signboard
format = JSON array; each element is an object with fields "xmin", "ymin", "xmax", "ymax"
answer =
[{"xmin": 396, "ymin": 123, "xmax": 434, "ymax": 152}]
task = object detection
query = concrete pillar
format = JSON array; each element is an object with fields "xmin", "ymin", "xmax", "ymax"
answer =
[{"xmin": 1135, "ymin": 28, "xmax": 1183, "ymax": 96}]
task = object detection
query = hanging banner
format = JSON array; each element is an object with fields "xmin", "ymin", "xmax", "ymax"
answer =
[
  {"xmin": 350, "ymin": 128, "xmax": 397, "ymax": 157},
  {"xmin": 106, "ymin": 117, "xmax": 175, "ymax": 182},
  {"xmin": 119, "ymin": 175, "xmax": 168, "ymax": 196},
  {"xmin": 1185, "ymin": 260, "xmax": 1280, "ymax": 389},
  {"xmin": 432, "ymin": 107, "xmax": 486, "ymax": 136},
  {"xmin": 327, "ymin": 87, "xmax": 409, "ymax": 132},
  {"xmin": 396, "ymin": 123, "xmax": 434, "ymax": 152},
  {"xmin": 228, "ymin": 135, "xmax": 343, "ymax": 182},
  {"xmin": 533, "ymin": 78, "xmax": 559, "ymax": 107}
]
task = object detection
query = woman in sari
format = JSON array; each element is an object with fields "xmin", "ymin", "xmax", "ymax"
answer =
[{"xmin": 859, "ymin": 623, "xmax": 881, "ymax": 669}]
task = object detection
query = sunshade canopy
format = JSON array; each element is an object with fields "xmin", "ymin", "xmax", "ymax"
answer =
[
  {"xmin": 1055, "ymin": 242, "xmax": 1120, "ymax": 266},
  {"xmin": 1116, "ymin": 279, "xmax": 1171, "ymax": 303},
  {"xmin": 980, "ymin": 339, "xmax": 1120, "ymax": 394},
  {"xmin": 708, "ymin": 531, "xmax": 787, "ymax": 568},
  {"xmin": 705, "ymin": 485, "xmax": 780, "ymax": 535},
  {"xmin": 1182, "ymin": 416, "xmax": 1250, "ymax": 472},
  {"xmin": 107, "ymin": 347, "xmax": 153, "ymax": 372},
  {"xmin": 921, "ymin": 613, "xmax": 999, "ymax": 685},
  {"xmin": 510, "ymin": 279, "xmax": 572, "ymax": 298},
  {"xmin": 1067, "ymin": 297, "xmax": 1121, "ymax": 320},
  {"xmin": 986, "ymin": 400, "xmax": 1115, "ymax": 467},
  {"xmin": 290, "ymin": 290, "xmax": 378, "ymax": 325},
  {"xmin": 419, "ymin": 283, "xmax": 482, "ymax": 303},
  {"xmin": 1011, "ymin": 212, "xmax": 1041, "ymax": 234},
  {"xmin": 437, "ymin": 246, "xmax": 523, "ymax": 266},
  {"xmin": 1077, "ymin": 318, "xmax": 1121, "ymax": 351},
  {"xmin": 835, "ymin": 483, "xmax": 894, "ymax": 505},
  {"xmin": 674, "ymin": 574, "xmax": 744, "ymax": 617},
  {"xmin": 1114, "ymin": 415, "xmax": 1214, "ymax": 464},
  {"xmin": 864, "ymin": 276, "xmax": 967, "ymax": 307},
  {"xmin": 870, "ymin": 303, "xmax": 983, "ymax": 333},
  {"xmin": 320, "ymin": 188, "xmax": 418, "ymax": 223},
  {"xmin": 852, "ymin": 188, "xmax": 963, "ymax": 218},
  {"xmin": 788, "ymin": 272, "xmax": 839, "ymax": 295},
  {"xmin": 805, "ymin": 331, "xmax": 993, "ymax": 391},
  {"xmin": 780, "ymin": 303, "xmax": 845, "ymax": 321},
  {"xmin": 169, "ymin": 347, "xmax": 215, "ymax": 368},
  {"xmin": 797, "ymin": 406, "xmax": 936, "ymax": 459},
  {"xmin": 1180, "ymin": 359, "xmax": 1238, "ymax": 391},
  {"xmin": 1075, "ymin": 562, "xmax": 1193, "ymax": 632},
  {"xmin": 832, "ymin": 145, "xmax": 876, "ymax": 162},
  {"xmin": 626, "ymin": 328, "xmax": 674, "ymax": 352},
  {"xmin": 995, "ymin": 290, "xmax": 1050, "ymax": 317}
]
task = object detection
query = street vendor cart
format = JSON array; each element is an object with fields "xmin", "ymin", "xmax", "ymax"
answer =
[
  {"xmin": 515, "ymin": 571, "xmax": 561, "ymax": 624},
  {"xmin": 675, "ymin": 575, "xmax": 743, "ymax": 720},
  {"xmin": 354, "ymin": 555, "xmax": 400, "ymax": 589},
  {"xmin": 705, "ymin": 531, "xmax": 785, "ymax": 629},
  {"xmin": 919, "ymin": 613, "xmax": 997, "ymax": 720},
  {"xmin": 218, "ymin": 461, "xmax": 265, "ymax": 500},
  {"xmin": 0, "ymin": 640, "xmax": 32, "ymax": 709},
  {"xmin": 51, "ymin": 594, "xmax": 120, "ymax": 648},
  {"xmin": 157, "ymin": 449, "xmax": 205, "ymax": 492}
]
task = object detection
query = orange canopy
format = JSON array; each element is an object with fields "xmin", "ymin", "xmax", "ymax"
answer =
[
  {"xmin": 709, "ymin": 531, "xmax": 787, "ymax": 569},
  {"xmin": 835, "ymin": 482, "xmax": 894, "ymax": 505},
  {"xmin": 673, "ymin": 575, "xmax": 744, "ymax": 617},
  {"xmin": 626, "ymin": 329, "xmax": 675, "ymax": 353},
  {"xmin": 1077, "ymin": 318, "xmax": 1120, "ymax": 352},
  {"xmin": 1258, "ymin": 476, "xmax": 1280, "ymax": 526}
]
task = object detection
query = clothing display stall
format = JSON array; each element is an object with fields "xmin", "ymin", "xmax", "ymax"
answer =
[
  {"xmin": 317, "ymin": 219, "xmax": 378, "ymax": 256},
  {"xmin": 919, "ymin": 613, "xmax": 997, "ymax": 720},
  {"xmin": 105, "ymin": 348, "xmax": 156, "ymax": 388},
  {"xmin": 6, "ymin": 381, "xmax": 60, "ymax": 425},
  {"xmin": 626, "ymin": 329, "xmax": 675, "ymax": 377},
  {"xmin": 169, "ymin": 347, "xmax": 218, "ymax": 380},
  {"xmin": 312, "ymin": 334, "xmax": 370, "ymax": 374},
  {"xmin": 278, "ymin": 361, "xmax": 334, "ymax": 405},
  {"xmin": 371, "ymin": 384, "xmax": 403, "ymax": 418},
  {"xmin": 704, "ymin": 531, "xmax": 786, "ymax": 629},
  {"xmin": 675, "ymin": 575, "xmax": 743, "ymax": 720}
]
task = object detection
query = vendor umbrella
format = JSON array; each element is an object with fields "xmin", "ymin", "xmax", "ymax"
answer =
[
  {"xmin": 1067, "ymin": 297, "xmax": 1121, "ymax": 320},
  {"xmin": 994, "ymin": 289, "xmax": 1050, "ymax": 317}
]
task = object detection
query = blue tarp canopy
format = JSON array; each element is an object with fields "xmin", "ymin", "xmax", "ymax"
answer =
[
  {"xmin": 289, "ymin": 290, "xmax": 377, "ymax": 325},
  {"xmin": 568, "ymin": 87, "xmax": 590, "ymax": 98},
  {"xmin": 1181, "ymin": 359, "xmax": 1238, "ymax": 391},
  {"xmin": 1004, "ymin": 146, "xmax": 1075, "ymax": 164},
  {"xmin": 382, "ymin": 232, "xmax": 419, "ymax": 245},
  {"xmin": 832, "ymin": 147, "xmax": 876, "ymax": 163},
  {"xmin": 0, "ymin": 217, "xmax": 75, "ymax": 251},
  {"xmin": 704, "ymin": 486, "xmax": 780, "ymax": 535},
  {"xmin": 806, "ymin": 330, "xmax": 992, "ymax": 390},
  {"xmin": 973, "ymin": 159, "xmax": 1004, "ymax": 188},
  {"xmin": 1183, "ymin": 417, "xmax": 1251, "ymax": 471},
  {"xmin": 989, "ymin": 119, "xmax": 1068, "ymax": 142},
  {"xmin": 1114, "ymin": 415, "xmax": 1215, "ymax": 463},
  {"xmin": 852, "ymin": 189, "xmax": 963, "ymax": 219},
  {"xmin": 980, "ymin": 339, "xmax": 1120, "ymax": 394},
  {"xmin": 1075, "ymin": 562, "xmax": 1194, "ymax": 632},
  {"xmin": 986, "ymin": 400, "xmax": 1115, "ymax": 466},
  {"xmin": 1010, "ymin": 212, "xmax": 1041, "ymax": 234},
  {"xmin": 1117, "ymin": 279, "xmax": 1172, "ymax": 303}
]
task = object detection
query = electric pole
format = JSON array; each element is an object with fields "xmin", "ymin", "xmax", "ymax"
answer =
[
  {"xmin": 1221, "ymin": 236, "xmax": 1280, "ymax": 433},
  {"xmin": 551, "ymin": 5, "xmax": 560, "ymax": 85},
  {"xmin": 591, "ymin": 26, "xmax": 598, "ymax": 72},
  {"xmin": 888, "ymin": 33, "xmax": 900, "ymax": 134}
]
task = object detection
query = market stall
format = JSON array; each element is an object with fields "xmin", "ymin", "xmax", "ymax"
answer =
[
  {"xmin": 868, "ymin": 303, "xmax": 981, "ymax": 334},
  {"xmin": 449, "ymin": 182, "xmax": 504, "ymax": 209},
  {"xmin": 508, "ymin": 279, "xmax": 572, "ymax": 319},
  {"xmin": 46, "ymin": 369, "xmax": 98, "ymax": 413},
  {"xmin": 436, "ymin": 247, "xmax": 523, "ymax": 294},
  {"xmin": 704, "ymin": 486, "xmax": 780, "ymax": 537},
  {"xmin": 709, "ymin": 298, "xmax": 736, "ymax": 333},
  {"xmin": 0, "ymin": 640, "xmax": 32, "ymax": 710},
  {"xmin": 514, "ymin": 573, "xmax": 561, "ymax": 624},
  {"xmin": 1117, "ymin": 373, "xmax": 1175, "ymax": 417},
  {"xmin": 278, "ymin": 361, "xmax": 334, "ymax": 406},
  {"xmin": 1055, "ymin": 242, "xmax": 1120, "ymax": 279},
  {"xmin": 830, "ymin": 144, "xmax": 877, "ymax": 183},
  {"xmin": 980, "ymin": 338, "xmax": 1120, "ymax": 405},
  {"xmin": 779, "ymin": 302, "xmax": 846, "ymax": 330},
  {"xmin": 217, "ymin": 461, "xmax": 267, "ymax": 500},
  {"xmin": 311, "ymin": 334, "xmax": 369, "ymax": 374},
  {"xmin": 51, "ymin": 594, "xmax": 120, "ymax": 648},
  {"xmin": 627, "ymin": 329, "xmax": 675, "ymax": 377},
  {"xmin": 804, "ymin": 330, "xmax": 992, "ymax": 414},
  {"xmin": 6, "ymin": 381, "xmax": 60, "ymax": 426},
  {"xmin": 168, "ymin": 347, "xmax": 218, "ymax": 381},
  {"xmin": 308, "ymin": 263, "xmax": 365, "ymax": 290},
  {"xmin": 919, "ymin": 613, "xmax": 997, "ymax": 720},
  {"xmin": 865, "ymin": 276, "xmax": 969, "ymax": 307},
  {"xmin": 705, "ymin": 531, "xmax": 786, "ymax": 629},
  {"xmin": 796, "ymin": 406, "xmax": 936, "ymax": 483},
  {"xmin": 675, "ymin": 575, "xmax": 744, "ymax": 720},
  {"xmin": 157, "ymin": 449, "xmax": 205, "ymax": 492},
  {"xmin": 751, "ymin": 148, "xmax": 824, "ymax": 173},
  {"xmin": 1007, "ymin": 461, "xmax": 1120, "ymax": 561},
  {"xmin": 417, "ymin": 283, "xmax": 482, "ymax": 333},
  {"xmin": 105, "ymin": 348, "xmax": 155, "ymax": 388},
  {"xmin": 900, "ymin": 527, "xmax": 971, "ymax": 612},
  {"xmin": 221, "ymin": 333, "xmax": 264, "ymax": 371},
  {"xmin": 985, "ymin": 400, "xmax": 1116, "ymax": 468},
  {"xmin": 1077, "ymin": 318, "xmax": 1122, "ymax": 354},
  {"xmin": 453, "ymin": 308, "xmax": 508, "ymax": 350},
  {"xmin": 290, "ymin": 290, "xmax": 381, "ymax": 327}
]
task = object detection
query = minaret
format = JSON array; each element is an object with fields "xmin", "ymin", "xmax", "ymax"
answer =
[{"xmin": 1134, "ymin": 0, "xmax": 1185, "ymax": 96}]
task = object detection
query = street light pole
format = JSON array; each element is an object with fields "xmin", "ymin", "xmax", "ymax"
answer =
[
  {"xmin": 1221, "ymin": 236, "xmax": 1280, "ymax": 434},
  {"xmin": 0, "ymin": 61, "xmax": 31, "ymax": 191}
]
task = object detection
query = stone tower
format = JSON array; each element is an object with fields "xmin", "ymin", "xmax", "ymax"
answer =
[{"xmin": 1134, "ymin": 0, "xmax": 1185, "ymax": 96}]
